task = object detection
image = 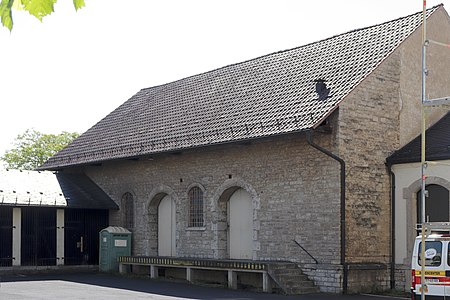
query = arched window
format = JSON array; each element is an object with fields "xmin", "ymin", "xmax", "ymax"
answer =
[
  {"xmin": 417, "ymin": 184, "xmax": 449, "ymax": 223},
  {"xmin": 122, "ymin": 192, "xmax": 134, "ymax": 230},
  {"xmin": 188, "ymin": 187, "xmax": 204, "ymax": 227}
]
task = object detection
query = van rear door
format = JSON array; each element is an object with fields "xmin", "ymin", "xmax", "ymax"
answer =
[{"xmin": 415, "ymin": 240, "xmax": 445, "ymax": 298}]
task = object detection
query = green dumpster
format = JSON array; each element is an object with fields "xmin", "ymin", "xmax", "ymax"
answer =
[{"xmin": 99, "ymin": 226, "xmax": 131, "ymax": 272}]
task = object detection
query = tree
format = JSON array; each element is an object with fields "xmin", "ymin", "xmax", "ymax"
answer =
[
  {"xmin": 1, "ymin": 0, "xmax": 85, "ymax": 31},
  {"xmin": 1, "ymin": 129, "xmax": 79, "ymax": 170}
]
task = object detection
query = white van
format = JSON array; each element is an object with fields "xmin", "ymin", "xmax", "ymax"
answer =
[{"xmin": 411, "ymin": 223, "xmax": 450, "ymax": 300}]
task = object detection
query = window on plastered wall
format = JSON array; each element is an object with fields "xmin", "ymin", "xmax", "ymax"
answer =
[
  {"xmin": 188, "ymin": 187, "xmax": 204, "ymax": 227},
  {"xmin": 122, "ymin": 192, "xmax": 134, "ymax": 230}
]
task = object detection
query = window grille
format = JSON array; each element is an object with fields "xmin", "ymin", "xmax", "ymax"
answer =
[
  {"xmin": 122, "ymin": 192, "xmax": 134, "ymax": 230},
  {"xmin": 189, "ymin": 187, "xmax": 204, "ymax": 227}
]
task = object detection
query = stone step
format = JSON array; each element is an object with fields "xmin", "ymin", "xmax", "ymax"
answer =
[
  {"xmin": 275, "ymin": 270, "xmax": 307, "ymax": 277},
  {"xmin": 268, "ymin": 262, "xmax": 318, "ymax": 295},
  {"xmin": 280, "ymin": 278, "xmax": 315, "ymax": 288},
  {"xmin": 270, "ymin": 263, "xmax": 298, "ymax": 270},
  {"xmin": 285, "ymin": 286, "xmax": 320, "ymax": 295},
  {"xmin": 278, "ymin": 274, "xmax": 310, "ymax": 282},
  {"xmin": 273, "ymin": 269, "xmax": 303, "ymax": 275}
]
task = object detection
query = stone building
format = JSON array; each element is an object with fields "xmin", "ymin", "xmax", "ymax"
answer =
[{"xmin": 38, "ymin": 6, "xmax": 450, "ymax": 293}]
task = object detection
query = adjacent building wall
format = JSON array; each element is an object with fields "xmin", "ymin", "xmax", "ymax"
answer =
[{"xmin": 392, "ymin": 161, "xmax": 450, "ymax": 290}]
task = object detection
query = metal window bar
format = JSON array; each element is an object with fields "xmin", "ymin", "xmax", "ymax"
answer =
[{"xmin": 189, "ymin": 187, "xmax": 204, "ymax": 227}]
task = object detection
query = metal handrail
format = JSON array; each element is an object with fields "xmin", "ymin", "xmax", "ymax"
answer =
[{"xmin": 292, "ymin": 239, "xmax": 318, "ymax": 264}]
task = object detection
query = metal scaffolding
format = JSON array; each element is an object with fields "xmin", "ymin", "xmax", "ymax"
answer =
[{"xmin": 419, "ymin": 1, "xmax": 450, "ymax": 299}]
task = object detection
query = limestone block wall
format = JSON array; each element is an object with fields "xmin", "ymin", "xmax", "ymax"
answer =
[
  {"xmin": 84, "ymin": 132, "xmax": 341, "ymax": 260},
  {"xmin": 78, "ymin": 131, "xmax": 343, "ymax": 291},
  {"xmin": 338, "ymin": 50, "xmax": 401, "ymax": 266},
  {"xmin": 336, "ymin": 7, "xmax": 450, "ymax": 290},
  {"xmin": 398, "ymin": 8, "xmax": 450, "ymax": 147}
]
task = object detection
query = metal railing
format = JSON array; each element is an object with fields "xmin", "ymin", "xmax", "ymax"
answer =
[{"xmin": 292, "ymin": 240, "xmax": 318, "ymax": 264}]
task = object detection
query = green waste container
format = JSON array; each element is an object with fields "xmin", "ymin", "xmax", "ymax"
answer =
[{"xmin": 99, "ymin": 226, "xmax": 132, "ymax": 272}]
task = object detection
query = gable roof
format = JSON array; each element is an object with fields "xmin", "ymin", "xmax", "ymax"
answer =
[
  {"xmin": 387, "ymin": 112, "xmax": 450, "ymax": 165},
  {"xmin": 39, "ymin": 6, "xmax": 442, "ymax": 170},
  {"xmin": 0, "ymin": 169, "xmax": 118, "ymax": 209}
]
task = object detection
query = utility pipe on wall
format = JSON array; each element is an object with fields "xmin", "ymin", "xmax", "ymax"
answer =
[{"xmin": 306, "ymin": 129, "xmax": 347, "ymax": 294}]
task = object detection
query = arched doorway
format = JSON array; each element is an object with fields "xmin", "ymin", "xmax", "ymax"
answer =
[
  {"xmin": 158, "ymin": 195, "xmax": 176, "ymax": 256},
  {"xmin": 417, "ymin": 184, "xmax": 450, "ymax": 223},
  {"xmin": 228, "ymin": 188, "xmax": 253, "ymax": 259}
]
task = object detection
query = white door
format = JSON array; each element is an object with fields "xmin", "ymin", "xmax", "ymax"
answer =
[
  {"xmin": 229, "ymin": 189, "xmax": 253, "ymax": 259},
  {"xmin": 158, "ymin": 195, "xmax": 176, "ymax": 256}
]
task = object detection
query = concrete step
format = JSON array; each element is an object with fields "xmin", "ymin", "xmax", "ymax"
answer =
[{"xmin": 268, "ymin": 262, "xmax": 318, "ymax": 295}]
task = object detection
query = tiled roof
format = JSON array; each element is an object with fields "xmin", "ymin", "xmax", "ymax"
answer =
[
  {"xmin": 387, "ymin": 112, "xmax": 450, "ymax": 165},
  {"xmin": 0, "ymin": 169, "xmax": 118, "ymax": 209},
  {"xmin": 39, "ymin": 6, "xmax": 442, "ymax": 170}
]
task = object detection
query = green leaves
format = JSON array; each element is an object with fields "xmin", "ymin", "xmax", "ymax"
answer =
[
  {"xmin": 1, "ymin": 0, "xmax": 85, "ymax": 31},
  {"xmin": 21, "ymin": 0, "xmax": 56, "ymax": 21},
  {"xmin": 73, "ymin": 0, "xmax": 84, "ymax": 11},
  {"xmin": 1, "ymin": 129, "xmax": 79, "ymax": 170},
  {"xmin": 0, "ymin": 0, "xmax": 14, "ymax": 31}
]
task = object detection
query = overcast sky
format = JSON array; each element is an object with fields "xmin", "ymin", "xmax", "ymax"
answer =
[{"xmin": 1, "ymin": 0, "xmax": 449, "ymax": 157}]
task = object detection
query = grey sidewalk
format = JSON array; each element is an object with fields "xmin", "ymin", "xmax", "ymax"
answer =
[{"xmin": 0, "ymin": 272, "xmax": 407, "ymax": 300}]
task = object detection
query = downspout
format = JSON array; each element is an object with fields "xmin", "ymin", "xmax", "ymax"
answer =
[
  {"xmin": 387, "ymin": 163, "xmax": 396, "ymax": 290},
  {"xmin": 306, "ymin": 129, "xmax": 347, "ymax": 294}
]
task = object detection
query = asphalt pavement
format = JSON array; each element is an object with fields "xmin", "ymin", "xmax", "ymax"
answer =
[{"xmin": 0, "ymin": 272, "xmax": 408, "ymax": 300}]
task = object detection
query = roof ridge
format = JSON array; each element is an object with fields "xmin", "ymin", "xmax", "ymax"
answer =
[{"xmin": 141, "ymin": 4, "xmax": 442, "ymax": 93}]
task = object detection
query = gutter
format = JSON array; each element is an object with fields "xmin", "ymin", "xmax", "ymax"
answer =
[
  {"xmin": 387, "ymin": 162, "xmax": 396, "ymax": 290},
  {"xmin": 306, "ymin": 129, "xmax": 347, "ymax": 294}
]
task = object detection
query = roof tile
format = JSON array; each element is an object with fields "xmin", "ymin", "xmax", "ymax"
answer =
[{"xmin": 40, "ymin": 6, "xmax": 442, "ymax": 170}]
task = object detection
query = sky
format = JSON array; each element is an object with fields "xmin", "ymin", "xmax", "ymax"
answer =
[{"xmin": 1, "ymin": 0, "xmax": 449, "ymax": 157}]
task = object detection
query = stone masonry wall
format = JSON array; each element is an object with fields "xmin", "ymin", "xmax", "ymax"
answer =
[
  {"xmin": 337, "ymin": 8, "xmax": 450, "ymax": 290},
  {"xmin": 398, "ymin": 8, "xmax": 450, "ymax": 147},
  {"xmin": 336, "ymin": 36, "xmax": 403, "ymax": 291},
  {"xmin": 80, "ymin": 130, "xmax": 343, "ymax": 291},
  {"xmin": 338, "ymin": 49, "xmax": 401, "ymax": 265}
]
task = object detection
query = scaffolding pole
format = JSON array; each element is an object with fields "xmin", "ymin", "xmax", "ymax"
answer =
[
  {"xmin": 419, "ymin": 1, "xmax": 450, "ymax": 299},
  {"xmin": 420, "ymin": 1, "xmax": 427, "ymax": 298}
]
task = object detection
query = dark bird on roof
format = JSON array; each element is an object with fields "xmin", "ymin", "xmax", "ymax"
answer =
[{"xmin": 315, "ymin": 79, "xmax": 330, "ymax": 101}]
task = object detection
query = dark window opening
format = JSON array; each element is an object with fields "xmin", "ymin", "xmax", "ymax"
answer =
[
  {"xmin": 417, "ymin": 184, "xmax": 449, "ymax": 223},
  {"xmin": 0, "ymin": 206, "xmax": 13, "ymax": 267},
  {"xmin": 189, "ymin": 187, "xmax": 204, "ymax": 227}
]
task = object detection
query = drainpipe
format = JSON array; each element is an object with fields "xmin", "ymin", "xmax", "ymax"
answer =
[
  {"xmin": 306, "ymin": 129, "xmax": 347, "ymax": 294},
  {"xmin": 387, "ymin": 163, "xmax": 396, "ymax": 290}
]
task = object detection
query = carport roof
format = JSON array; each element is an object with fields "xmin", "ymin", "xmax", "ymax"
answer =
[{"xmin": 0, "ymin": 169, "xmax": 118, "ymax": 209}]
